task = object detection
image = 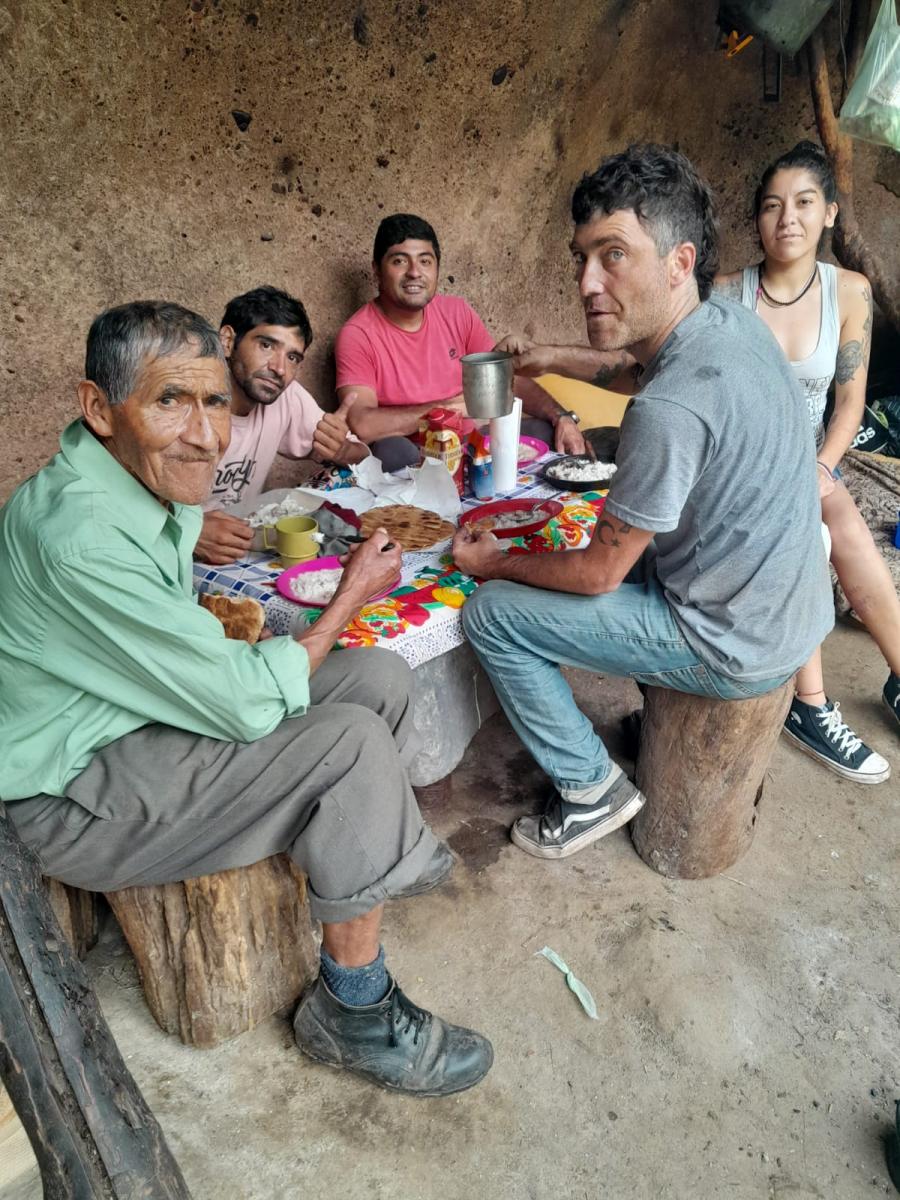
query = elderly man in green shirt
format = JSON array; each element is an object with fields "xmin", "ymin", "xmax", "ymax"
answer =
[{"xmin": 0, "ymin": 300, "xmax": 491, "ymax": 1098}]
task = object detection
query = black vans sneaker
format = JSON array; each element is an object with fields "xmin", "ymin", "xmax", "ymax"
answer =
[
  {"xmin": 294, "ymin": 976, "xmax": 493, "ymax": 1097},
  {"xmin": 510, "ymin": 767, "xmax": 645, "ymax": 860},
  {"xmin": 783, "ymin": 697, "xmax": 890, "ymax": 784},
  {"xmin": 884, "ymin": 672, "xmax": 900, "ymax": 735}
]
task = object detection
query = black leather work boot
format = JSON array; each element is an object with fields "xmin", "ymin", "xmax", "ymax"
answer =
[{"xmin": 293, "ymin": 975, "xmax": 493, "ymax": 1096}]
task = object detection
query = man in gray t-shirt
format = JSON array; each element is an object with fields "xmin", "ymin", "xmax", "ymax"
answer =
[
  {"xmin": 454, "ymin": 145, "xmax": 833, "ymax": 862},
  {"xmin": 608, "ymin": 293, "xmax": 831, "ymax": 681}
]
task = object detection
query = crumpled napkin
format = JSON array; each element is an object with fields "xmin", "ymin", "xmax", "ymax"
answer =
[
  {"xmin": 354, "ymin": 454, "xmax": 462, "ymax": 519},
  {"xmin": 536, "ymin": 946, "xmax": 598, "ymax": 1020},
  {"xmin": 314, "ymin": 507, "xmax": 363, "ymax": 556},
  {"xmin": 241, "ymin": 456, "xmax": 463, "ymax": 529}
]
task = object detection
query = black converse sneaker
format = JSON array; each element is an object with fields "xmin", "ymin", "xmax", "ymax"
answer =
[
  {"xmin": 884, "ymin": 672, "xmax": 900, "ymax": 735},
  {"xmin": 510, "ymin": 765, "xmax": 645, "ymax": 860},
  {"xmin": 782, "ymin": 697, "xmax": 890, "ymax": 784}
]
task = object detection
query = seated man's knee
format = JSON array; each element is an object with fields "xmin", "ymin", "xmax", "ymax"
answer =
[
  {"xmin": 371, "ymin": 437, "xmax": 420, "ymax": 472},
  {"xmin": 462, "ymin": 581, "xmax": 518, "ymax": 646},
  {"xmin": 317, "ymin": 701, "xmax": 395, "ymax": 757},
  {"xmin": 365, "ymin": 646, "xmax": 414, "ymax": 703}
]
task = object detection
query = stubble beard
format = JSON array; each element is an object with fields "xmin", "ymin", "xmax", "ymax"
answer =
[
  {"xmin": 243, "ymin": 373, "xmax": 286, "ymax": 406},
  {"xmin": 586, "ymin": 288, "xmax": 669, "ymax": 356}
]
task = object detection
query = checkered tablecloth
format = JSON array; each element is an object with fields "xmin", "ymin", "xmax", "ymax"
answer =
[{"xmin": 193, "ymin": 457, "xmax": 607, "ymax": 668}]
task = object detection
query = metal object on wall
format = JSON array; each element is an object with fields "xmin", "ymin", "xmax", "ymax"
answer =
[
  {"xmin": 717, "ymin": 0, "xmax": 835, "ymax": 55},
  {"xmin": 763, "ymin": 41, "xmax": 783, "ymax": 101}
]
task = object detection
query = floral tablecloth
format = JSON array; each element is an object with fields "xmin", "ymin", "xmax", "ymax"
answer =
[{"xmin": 193, "ymin": 463, "xmax": 608, "ymax": 669}]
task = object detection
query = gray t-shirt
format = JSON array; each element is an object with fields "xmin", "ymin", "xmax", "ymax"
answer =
[{"xmin": 603, "ymin": 295, "xmax": 834, "ymax": 681}]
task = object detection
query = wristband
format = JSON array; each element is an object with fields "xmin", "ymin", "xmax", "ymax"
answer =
[{"xmin": 816, "ymin": 460, "xmax": 836, "ymax": 480}]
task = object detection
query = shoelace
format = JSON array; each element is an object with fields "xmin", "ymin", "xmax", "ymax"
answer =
[
  {"xmin": 816, "ymin": 703, "xmax": 862, "ymax": 756},
  {"xmin": 389, "ymin": 988, "xmax": 429, "ymax": 1048}
]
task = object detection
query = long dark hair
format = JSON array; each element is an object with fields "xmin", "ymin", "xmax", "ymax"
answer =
[{"xmin": 753, "ymin": 141, "xmax": 837, "ymax": 219}]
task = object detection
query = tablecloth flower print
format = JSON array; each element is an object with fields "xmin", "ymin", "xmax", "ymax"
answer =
[{"xmin": 293, "ymin": 492, "xmax": 607, "ymax": 649}]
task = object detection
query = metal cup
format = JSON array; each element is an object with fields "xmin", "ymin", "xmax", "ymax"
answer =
[{"xmin": 461, "ymin": 351, "xmax": 514, "ymax": 419}]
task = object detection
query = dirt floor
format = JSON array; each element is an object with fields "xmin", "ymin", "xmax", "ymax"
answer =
[{"xmin": 5, "ymin": 621, "xmax": 899, "ymax": 1200}]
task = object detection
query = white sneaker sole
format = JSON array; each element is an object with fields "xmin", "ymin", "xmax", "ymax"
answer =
[
  {"xmin": 781, "ymin": 726, "xmax": 891, "ymax": 784},
  {"xmin": 510, "ymin": 791, "xmax": 646, "ymax": 860}
]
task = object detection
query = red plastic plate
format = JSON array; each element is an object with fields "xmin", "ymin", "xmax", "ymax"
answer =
[{"xmin": 459, "ymin": 498, "xmax": 563, "ymax": 539}]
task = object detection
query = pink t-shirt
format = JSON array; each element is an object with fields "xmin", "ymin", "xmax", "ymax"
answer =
[
  {"xmin": 334, "ymin": 293, "xmax": 494, "ymax": 406},
  {"xmin": 205, "ymin": 382, "xmax": 326, "ymax": 510}
]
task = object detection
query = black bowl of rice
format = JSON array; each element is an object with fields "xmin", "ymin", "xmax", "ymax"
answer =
[{"xmin": 541, "ymin": 455, "xmax": 617, "ymax": 492}]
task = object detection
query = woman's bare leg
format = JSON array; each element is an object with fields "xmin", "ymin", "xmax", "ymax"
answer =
[
  {"xmin": 823, "ymin": 484, "xmax": 900, "ymax": 675},
  {"xmin": 794, "ymin": 644, "xmax": 827, "ymax": 707}
]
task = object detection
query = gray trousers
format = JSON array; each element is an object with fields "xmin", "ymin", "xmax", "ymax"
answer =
[{"xmin": 9, "ymin": 648, "xmax": 439, "ymax": 924}]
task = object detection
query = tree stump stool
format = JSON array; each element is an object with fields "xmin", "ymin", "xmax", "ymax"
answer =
[
  {"xmin": 105, "ymin": 855, "xmax": 318, "ymax": 1049},
  {"xmin": 631, "ymin": 680, "xmax": 793, "ymax": 879},
  {"xmin": 46, "ymin": 879, "xmax": 99, "ymax": 960}
]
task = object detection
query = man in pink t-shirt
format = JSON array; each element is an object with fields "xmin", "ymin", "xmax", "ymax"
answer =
[
  {"xmin": 197, "ymin": 286, "xmax": 369, "ymax": 565},
  {"xmin": 335, "ymin": 214, "xmax": 587, "ymax": 470}
]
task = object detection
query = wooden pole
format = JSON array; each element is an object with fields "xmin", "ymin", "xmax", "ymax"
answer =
[
  {"xmin": 631, "ymin": 681, "xmax": 793, "ymax": 879},
  {"xmin": 807, "ymin": 19, "xmax": 900, "ymax": 333},
  {"xmin": 0, "ymin": 803, "xmax": 192, "ymax": 1199}
]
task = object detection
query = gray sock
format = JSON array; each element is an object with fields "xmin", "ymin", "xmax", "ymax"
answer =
[{"xmin": 320, "ymin": 945, "xmax": 390, "ymax": 1007}]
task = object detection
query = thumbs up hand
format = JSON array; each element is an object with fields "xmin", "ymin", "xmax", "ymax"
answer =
[{"xmin": 312, "ymin": 393, "xmax": 357, "ymax": 462}]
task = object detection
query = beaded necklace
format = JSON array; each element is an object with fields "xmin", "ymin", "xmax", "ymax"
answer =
[{"xmin": 757, "ymin": 263, "xmax": 818, "ymax": 308}]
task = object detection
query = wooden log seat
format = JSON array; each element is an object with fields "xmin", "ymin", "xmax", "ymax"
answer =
[
  {"xmin": 46, "ymin": 879, "xmax": 100, "ymax": 960},
  {"xmin": 631, "ymin": 680, "xmax": 794, "ymax": 879},
  {"xmin": 104, "ymin": 855, "xmax": 319, "ymax": 1049}
]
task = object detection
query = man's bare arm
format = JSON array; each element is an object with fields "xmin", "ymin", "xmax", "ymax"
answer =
[
  {"xmin": 293, "ymin": 531, "xmax": 401, "ymax": 672},
  {"xmin": 452, "ymin": 514, "xmax": 653, "ymax": 596},
  {"xmin": 342, "ymin": 385, "xmax": 464, "ymax": 441},
  {"xmin": 514, "ymin": 376, "xmax": 587, "ymax": 454},
  {"xmin": 494, "ymin": 334, "xmax": 636, "ymax": 389}
]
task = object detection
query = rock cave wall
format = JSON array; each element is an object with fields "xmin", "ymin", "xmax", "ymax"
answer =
[{"xmin": 2, "ymin": 0, "xmax": 897, "ymax": 497}]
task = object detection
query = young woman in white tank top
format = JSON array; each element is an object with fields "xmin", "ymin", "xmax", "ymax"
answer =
[{"xmin": 717, "ymin": 142, "xmax": 899, "ymax": 784}]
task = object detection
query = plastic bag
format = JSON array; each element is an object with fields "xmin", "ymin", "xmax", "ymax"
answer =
[{"xmin": 838, "ymin": 0, "xmax": 900, "ymax": 150}]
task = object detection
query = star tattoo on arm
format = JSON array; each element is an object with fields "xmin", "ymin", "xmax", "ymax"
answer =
[{"xmin": 594, "ymin": 516, "xmax": 634, "ymax": 548}]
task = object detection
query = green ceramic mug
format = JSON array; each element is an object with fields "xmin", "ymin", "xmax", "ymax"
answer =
[{"xmin": 264, "ymin": 515, "xmax": 319, "ymax": 567}]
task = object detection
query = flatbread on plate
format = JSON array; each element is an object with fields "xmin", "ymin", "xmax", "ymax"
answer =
[{"xmin": 359, "ymin": 505, "xmax": 455, "ymax": 551}]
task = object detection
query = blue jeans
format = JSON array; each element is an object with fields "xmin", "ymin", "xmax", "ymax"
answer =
[{"xmin": 462, "ymin": 574, "xmax": 791, "ymax": 798}]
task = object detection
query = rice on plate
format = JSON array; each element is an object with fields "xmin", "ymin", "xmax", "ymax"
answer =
[
  {"xmin": 546, "ymin": 459, "xmax": 617, "ymax": 484},
  {"xmin": 288, "ymin": 567, "xmax": 344, "ymax": 606}
]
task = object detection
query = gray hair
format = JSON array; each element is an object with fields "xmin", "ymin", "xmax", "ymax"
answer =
[{"xmin": 85, "ymin": 301, "xmax": 224, "ymax": 405}]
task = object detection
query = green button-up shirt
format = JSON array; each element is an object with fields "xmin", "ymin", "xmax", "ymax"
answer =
[{"xmin": 0, "ymin": 420, "xmax": 310, "ymax": 800}]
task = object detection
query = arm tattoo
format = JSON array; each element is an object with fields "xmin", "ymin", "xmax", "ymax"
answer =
[
  {"xmin": 835, "ymin": 284, "xmax": 873, "ymax": 386},
  {"xmin": 713, "ymin": 277, "xmax": 742, "ymax": 301},
  {"xmin": 595, "ymin": 517, "xmax": 633, "ymax": 548},
  {"xmin": 591, "ymin": 354, "xmax": 630, "ymax": 387},
  {"xmin": 835, "ymin": 339, "xmax": 863, "ymax": 385}
]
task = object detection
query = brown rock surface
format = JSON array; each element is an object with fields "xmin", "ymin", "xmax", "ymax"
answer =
[{"xmin": 2, "ymin": 0, "xmax": 898, "ymax": 501}]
